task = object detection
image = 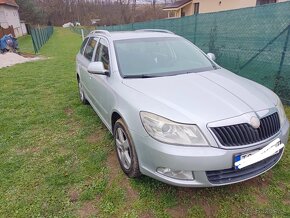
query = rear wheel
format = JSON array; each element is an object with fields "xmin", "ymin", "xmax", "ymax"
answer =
[
  {"xmin": 114, "ymin": 118, "xmax": 141, "ymax": 178},
  {"xmin": 78, "ymin": 79, "xmax": 88, "ymax": 105}
]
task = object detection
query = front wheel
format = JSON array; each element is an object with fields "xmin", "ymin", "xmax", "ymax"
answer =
[{"xmin": 114, "ymin": 118, "xmax": 141, "ymax": 178}]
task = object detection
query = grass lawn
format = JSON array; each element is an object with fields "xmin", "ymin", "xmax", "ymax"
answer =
[
  {"xmin": 1, "ymin": 28, "xmax": 289, "ymax": 217},
  {"xmin": 17, "ymin": 35, "xmax": 34, "ymax": 54}
]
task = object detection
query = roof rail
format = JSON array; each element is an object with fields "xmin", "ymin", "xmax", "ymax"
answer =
[
  {"xmin": 135, "ymin": 29, "xmax": 174, "ymax": 34},
  {"xmin": 90, "ymin": 30, "xmax": 110, "ymax": 35}
]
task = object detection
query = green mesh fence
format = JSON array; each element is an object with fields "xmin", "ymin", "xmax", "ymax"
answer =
[
  {"xmin": 70, "ymin": 26, "xmax": 93, "ymax": 37},
  {"xmin": 31, "ymin": 26, "xmax": 54, "ymax": 53},
  {"xmin": 97, "ymin": 2, "xmax": 290, "ymax": 104}
]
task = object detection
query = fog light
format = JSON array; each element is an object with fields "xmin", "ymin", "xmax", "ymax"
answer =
[{"xmin": 157, "ymin": 167, "xmax": 194, "ymax": 180}]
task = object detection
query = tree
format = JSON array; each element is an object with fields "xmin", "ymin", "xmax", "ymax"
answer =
[
  {"xmin": 16, "ymin": 0, "xmax": 167, "ymax": 26},
  {"xmin": 16, "ymin": 0, "xmax": 44, "ymax": 24}
]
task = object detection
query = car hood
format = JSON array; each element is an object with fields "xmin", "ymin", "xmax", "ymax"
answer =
[{"xmin": 122, "ymin": 69, "xmax": 276, "ymax": 124}]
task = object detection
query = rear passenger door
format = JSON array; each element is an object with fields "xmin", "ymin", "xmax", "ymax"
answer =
[{"xmin": 78, "ymin": 37, "xmax": 99, "ymax": 102}]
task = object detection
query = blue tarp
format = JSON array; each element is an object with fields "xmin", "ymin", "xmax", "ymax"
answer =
[{"xmin": 0, "ymin": 35, "xmax": 18, "ymax": 53}]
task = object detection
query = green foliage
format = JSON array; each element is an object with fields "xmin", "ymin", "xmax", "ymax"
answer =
[{"xmin": 16, "ymin": 0, "xmax": 45, "ymax": 24}]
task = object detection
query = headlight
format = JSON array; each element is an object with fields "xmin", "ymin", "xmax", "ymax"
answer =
[
  {"xmin": 276, "ymin": 97, "xmax": 287, "ymax": 126},
  {"xmin": 140, "ymin": 112, "xmax": 208, "ymax": 146}
]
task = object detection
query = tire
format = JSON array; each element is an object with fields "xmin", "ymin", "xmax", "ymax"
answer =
[
  {"xmin": 114, "ymin": 118, "xmax": 141, "ymax": 178},
  {"xmin": 78, "ymin": 78, "xmax": 88, "ymax": 105}
]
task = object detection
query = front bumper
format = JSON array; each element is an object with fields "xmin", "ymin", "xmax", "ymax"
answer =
[{"xmin": 131, "ymin": 120, "xmax": 289, "ymax": 187}]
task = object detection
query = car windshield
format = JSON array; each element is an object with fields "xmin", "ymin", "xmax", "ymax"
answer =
[{"xmin": 114, "ymin": 37, "xmax": 218, "ymax": 78}]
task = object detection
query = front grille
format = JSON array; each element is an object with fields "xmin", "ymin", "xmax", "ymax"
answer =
[
  {"xmin": 206, "ymin": 150, "xmax": 283, "ymax": 185},
  {"xmin": 211, "ymin": 112, "xmax": 280, "ymax": 147}
]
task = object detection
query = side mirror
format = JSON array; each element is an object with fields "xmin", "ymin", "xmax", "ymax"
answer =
[
  {"xmin": 88, "ymin": 62, "xmax": 109, "ymax": 76},
  {"xmin": 207, "ymin": 53, "xmax": 216, "ymax": 61}
]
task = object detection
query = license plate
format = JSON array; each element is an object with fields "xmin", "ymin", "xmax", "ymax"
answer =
[
  {"xmin": 234, "ymin": 138, "xmax": 284, "ymax": 170},
  {"xmin": 234, "ymin": 150, "xmax": 258, "ymax": 170}
]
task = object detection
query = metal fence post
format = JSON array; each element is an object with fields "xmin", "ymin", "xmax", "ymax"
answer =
[
  {"xmin": 193, "ymin": 15, "xmax": 197, "ymax": 44},
  {"xmin": 274, "ymin": 24, "xmax": 290, "ymax": 92},
  {"xmin": 81, "ymin": 29, "xmax": 84, "ymax": 41},
  {"xmin": 31, "ymin": 29, "xmax": 38, "ymax": 54}
]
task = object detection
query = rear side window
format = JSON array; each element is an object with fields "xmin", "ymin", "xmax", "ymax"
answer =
[
  {"xmin": 95, "ymin": 38, "xmax": 110, "ymax": 70},
  {"xmin": 84, "ymin": 38, "xmax": 97, "ymax": 61},
  {"xmin": 80, "ymin": 38, "xmax": 89, "ymax": 54}
]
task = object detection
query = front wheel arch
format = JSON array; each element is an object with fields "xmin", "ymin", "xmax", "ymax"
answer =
[
  {"xmin": 111, "ymin": 111, "xmax": 122, "ymax": 133},
  {"xmin": 114, "ymin": 118, "xmax": 141, "ymax": 178}
]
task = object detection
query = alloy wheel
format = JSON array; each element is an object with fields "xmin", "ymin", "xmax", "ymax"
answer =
[{"xmin": 115, "ymin": 127, "xmax": 132, "ymax": 170}]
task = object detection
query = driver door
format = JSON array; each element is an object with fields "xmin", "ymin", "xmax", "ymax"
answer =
[{"xmin": 88, "ymin": 38, "xmax": 114, "ymax": 125}]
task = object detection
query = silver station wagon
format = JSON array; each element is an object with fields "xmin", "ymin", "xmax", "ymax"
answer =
[{"xmin": 76, "ymin": 29, "xmax": 289, "ymax": 187}]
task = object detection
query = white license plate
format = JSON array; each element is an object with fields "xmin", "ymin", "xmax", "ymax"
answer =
[
  {"xmin": 234, "ymin": 138, "xmax": 284, "ymax": 170},
  {"xmin": 234, "ymin": 150, "xmax": 258, "ymax": 169}
]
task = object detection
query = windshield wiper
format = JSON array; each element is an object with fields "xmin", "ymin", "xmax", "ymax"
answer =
[{"xmin": 123, "ymin": 74, "xmax": 158, "ymax": 78}]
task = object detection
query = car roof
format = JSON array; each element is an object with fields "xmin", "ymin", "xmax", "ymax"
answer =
[{"xmin": 87, "ymin": 30, "xmax": 180, "ymax": 41}]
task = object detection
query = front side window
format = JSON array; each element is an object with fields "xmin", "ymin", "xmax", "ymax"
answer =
[
  {"xmin": 83, "ymin": 38, "xmax": 97, "ymax": 61},
  {"xmin": 114, "ymin": 37, "xmax": 217, "ymax": 78},
  {"xmin": 80, "ymin": 37, "xmax": 89, "ymax": 54},
  {"xmin": 95, "ymin": 38, "xmax": 110, "ymax": 70}
]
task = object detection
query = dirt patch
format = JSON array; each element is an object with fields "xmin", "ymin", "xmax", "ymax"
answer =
[
  {"xmin": 20, "ymin": 53, "xmax": 37, "ymax": 58},
  {"xmin": 64, "ymin": 108, "xmax": 74, "ymax": 116},
  {"xmin": 175, "ymin": 187, "xmax": 198, "ymax": 203},
  {"xmin": 58, "ymin": 146, "xmax": 71, "ymax": 156},
  {"xmin": 226, "ymin": 173, "xmax": 273, "ymax": 196},
  {"xmin": 244, "ymin": 173, "xmax": 273, "ymax": 188},
  {"xmin": 242, "ymin": 174, "xmax": 272, "ymax": 206},
  {"xmin": 106, "ymin": 151, "xmax": 120, "ymax": 183},
  {"xmin": 106, "ymin": 151, "xmax": 139, "ymax": 203},
  {"xmin": 173, "ymin": 188, "xmax": 223, "ymax": 217},
  {"xmin": 15, "ymin": 146, "xmax": 42, "ymax": 155},
  {"xmin": 69, "ymin": 188, "xmax": 79, "ymax": 203},
  {"xmin": 86, "ymin": 130, "xmax": 105, "ymax": 144},
  {"xmin": 64, "ymin": 116, "xmax": 81, "ymax": 136},
  {"xmin": 201, "ymin": 201, "xmax": 217, "ymax": 217},
  {"xmin": 166, "ymin": 205, "xmax": 188, "ymax": 218},
  {"xmin": 255, "ymin": 193, "xmax": 269, "ymax": 205},
  {"xmin": 279, "ymin": 182, "xmax": 290, "ymax": 206},
  {"xmin": 78, "ymin": 201, "xmax": 98, "ymax": 218},
  {"xmin": 121, "ymin": 176, "xmax": 139, "ymax": 202},
  {"xmin": 139, "ymin": 211, "xmax": 155, "ymax": 218}
]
